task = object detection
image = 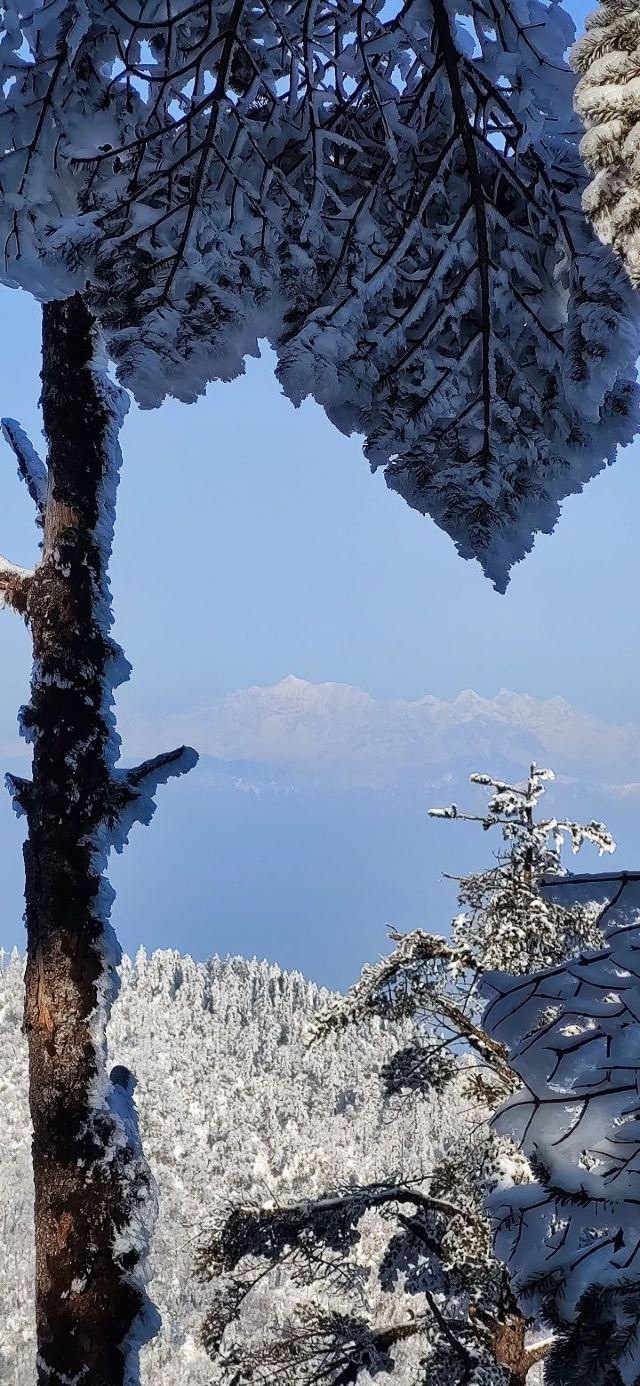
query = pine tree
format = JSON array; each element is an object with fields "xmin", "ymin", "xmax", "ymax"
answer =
[
  {"xmin": 1, "ymin": 2, "xmax": 639, "ymax": 582},
  {"xmin": 573, "ymin": 3, "xmax": 640, "ymax": 288},
  {"xmin": 199, "ymin": 767, "xmax": 614, "ymax": 1386}
]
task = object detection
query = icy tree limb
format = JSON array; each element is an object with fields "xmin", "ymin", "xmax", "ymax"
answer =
[
  {"xmin": 5, "ymin": 772, "xmax": 33, "ymax": 817},
  {"xmin": 0, "ymin": 554, "xmax": 33, "ymax": 583},
  {"xmin": 2, "ymin": 419, "xmax": 47, "ymax": 521},
  {"xmin": 109, "ymin": 745, "xmax": 199, "ymax": 850},
  {"xmin": 0, "ymin": 554, "xmax": 33, "ymax": 612},
  {"xmin": 523, "ymin": 1339, "xmax": 553, "ymax": 1371},
  {"xmin": 126, "ymin": 745, "xmax": 199, "ymax": 793},
  {"xmin": 231, "ymin": 1182, "xmax": 465, "ymax": 1225}
]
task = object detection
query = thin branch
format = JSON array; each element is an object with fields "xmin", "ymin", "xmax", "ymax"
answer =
[
  {"xmin": 524, "ymin": 1338, "xmax": 553, "ymax": 1369},
  {"xmin": 125, "ymin": 744, "xmax": 199, "ymax": 791},
  {"xmin": 1, "ymin": 418, "xmax": 48, "ymax": 521},
  {"xmin": 108, "ymin": 745, "xmax": 199, "ymax": 847},
  {"xmin": 0, "ymin": 554, "xmax": 34, "ymax": 611}
]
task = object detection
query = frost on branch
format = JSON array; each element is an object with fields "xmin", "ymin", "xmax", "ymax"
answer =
[
  {"xmin": 427, "ymin": 766, "xmax": 615, "ymax": 975},
  {"xmin": 1, "ymin": 2, "xmax": 640, "ymax": 585},
  {"xmin": 1, "ymin": 419, "xmax": 47, "ymax": 521},
  {"xmin": 0, "ymin": 553, "xmax": 33, "ymax": 613},
  {"xmin": 199, "ymin": 1165, "xmax": 537, "ymax": 1386},
  {"xmin": 573, "ymin": 4, "xmax": 640, "ymax": 287},
  {"xmin": 108, "ymin": 745, "xmax": 199, "ymax": 853},
  {"xmin": 482, "ymin": 873, "xmax": 640, "ymax": 1386}
]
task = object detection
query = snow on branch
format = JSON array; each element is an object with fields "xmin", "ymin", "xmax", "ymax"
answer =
[
  {"xmin": 5, "ymin": 771, "xmax": 32, "ymax": 817},
  {"xmin": 573, "ymin": 4, "xmax": 640, "ymax": 287},
  {"xmin": 482, "ymin": 872, "xmax": 640, "ymax": 1386},
  {"xmin": 201, "ymin": 1181, "xmax": 465, "ymax": 1282},
  {"xmin": 199, "ymin": 1174, "xmax": 515, "ymax": 1385},
  {"xmin": 1, "ymin": 2, "xmax": 639, "ymax": 585},
  {"xmin": 125, "ymin": 745, "xmax": 200, "ymax": 796},
  {"xmin": 109, "ymin": 745, "xmax": 199, "ymax": 851},
  {"xmin": 1, "ymin": 419, "xmax": 47, "ymax": 521},
  {"xmin": 312, "ymin": 926, "xmax": 516, "ymax": 1097},
  {"xmin": 198, "ymin": 1131, "xmax": 550, "ymax": 1386},
  {"xmin": 0, "ymin": 554, "xmax": 33, "ymax": 613}
]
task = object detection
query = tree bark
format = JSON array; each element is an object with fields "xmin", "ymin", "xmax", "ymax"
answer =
[{"xmin": 4, "ymin": 294, "xmax": 191, "ymax": 1383}]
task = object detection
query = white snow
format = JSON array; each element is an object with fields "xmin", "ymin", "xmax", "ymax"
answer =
[
  {"xmin": 0, "ymin": 947, "xmax": 466, "ymax": 1384},
  {"xmin": 0, "ymin": 2, "xmax": 638, "ymax": 585},
  {"xmin": 483, "ymin": 870, "xmax": 640, "ymax": 1379}
]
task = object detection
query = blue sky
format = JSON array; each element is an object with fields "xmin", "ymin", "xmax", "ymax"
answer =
[
  {"xmin": 0, "ymin": 0, "xmax": 624, "ymax": 743},
  {"xmin": 0, "ymin": 0, "xmax": 635, "ymax": 984}
]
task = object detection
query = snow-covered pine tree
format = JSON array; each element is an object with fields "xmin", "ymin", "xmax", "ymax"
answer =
[
  {"xmin": 1, "ymin": 2, "xmax": 639, "ymax": 583},
  {"xmin": 198, "ymin": 768, "xmax": 614, "ymax": 1386},
  {"xmin": 426, "ymin": 767, "xmax": 615, "ymax": 975},
  {"xmin": 572, "ymin": 4, "xmax": 640, "ymax": 289}
]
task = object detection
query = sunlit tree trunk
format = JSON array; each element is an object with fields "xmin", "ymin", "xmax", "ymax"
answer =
[{"xmin": 1, "ymin": 295, "xmax": 195, "ymax": 1383}]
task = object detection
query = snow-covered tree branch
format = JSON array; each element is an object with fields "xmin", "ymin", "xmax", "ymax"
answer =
[
  {"xmin": 0, "ymin": 553, "xmax": 33, "ymax": 612},
  {"xmin": 573, "ymin": 4, "xmax": 640, "ymax": 288},
  {"xmin": 483, "ymin": 870, "xmax": 640, "ymax": 1386},
  {"xmin": 1, "ymin": 419, "xmax": 47, "ymax": 520},
  {"xmin": 2, "ymin": 1, "xmax": 640, "ymax": 583},
  {"xmin": 199, "ymin": 1172, "xmax": 530, "ymax": 1386}
]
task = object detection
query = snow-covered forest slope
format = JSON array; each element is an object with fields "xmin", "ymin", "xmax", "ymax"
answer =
[{"xmin": 0, "ymin": 949, "xmax": 461, "ymax": 1383}]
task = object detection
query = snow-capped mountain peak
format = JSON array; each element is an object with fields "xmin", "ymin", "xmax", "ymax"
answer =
[{"xmin": 125, "ymin": 679, "xmax": 640, "ymax": 787}]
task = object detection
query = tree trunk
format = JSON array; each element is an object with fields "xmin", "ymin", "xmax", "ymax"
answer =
[{"xmin": 2, "ymin": 295, "xmax": 195, "ymax": 1383}]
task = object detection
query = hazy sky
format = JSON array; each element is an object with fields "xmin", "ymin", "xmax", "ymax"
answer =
[{"xmin": 0, "ymin": 0, "xmax": 635, "ymax": 983}]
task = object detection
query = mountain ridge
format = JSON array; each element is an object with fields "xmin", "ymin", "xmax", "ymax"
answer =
[{"xmin": 121, "ymin": 676, "xmax": 640, "ymax": 788}]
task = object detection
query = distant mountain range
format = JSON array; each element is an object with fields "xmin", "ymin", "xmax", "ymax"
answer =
[
  {"xmin": 124, "ymin": 676, "xmax": 640, "ymax": 790},
  {"xmin": 2, "ymin": 679, "xmax": 639, "ymax": 987}
]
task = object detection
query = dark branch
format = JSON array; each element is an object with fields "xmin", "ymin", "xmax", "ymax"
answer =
[
  {"xmin": 125, "ymin": 745, "xmax": 199, "ymax": 791},
  {"xmin": 107, "ymin": 745, "xmax": 199, "ymax": 847}
]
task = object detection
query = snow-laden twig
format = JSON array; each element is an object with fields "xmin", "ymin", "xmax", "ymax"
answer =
[
  {"xmin": 109, "ymin": 746, "xmax": 199, "ymax": 851},
  {"xmin": 125, "ymin": 746, "xmax": 199, "ymax": 794},
  {"xmin": 1, "ymin": 419, "xmax": 47, "ymax": 521},
  {"xmin": 0, "ymin": 554, "xmax": 33, "ymax": 610},
  {"xmin": 5, "ymin": 773, "xmax": 32, "ymax": 817}
]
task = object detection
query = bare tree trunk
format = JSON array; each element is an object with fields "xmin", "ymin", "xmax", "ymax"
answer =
[{"xmin": 1, "ymin": 295, "xmax": 195, "ymax": 1384}]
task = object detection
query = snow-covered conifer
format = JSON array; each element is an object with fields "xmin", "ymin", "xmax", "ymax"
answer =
[
  {"xmin": 428, "ymin": 767, "xmax": 615, "ymax": 974},
  {"xmin": 573, "ymin": 5, "xmax": 640, "ymax": 287},
  {"xmin": 1, "ymin": 1, "xmax": 640, "ymax": 581},
  {"xmin": 200, "ymin": 767, "xmax": 612, "ymax": 1386}
]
